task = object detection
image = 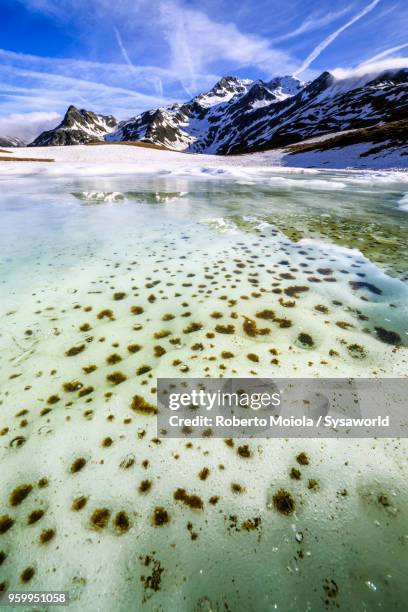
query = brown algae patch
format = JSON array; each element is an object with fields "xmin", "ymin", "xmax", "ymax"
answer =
[
  {"xmin": 152, "ymin": 507, "xmax": 170, "ymax": 526},
  {"xmin": 0, "ymin": 516, "xmax": 15, "ymax": 534},
  {"xmin": 106, "ymin": 372, "xmax": 127, "ymax": 385},
  {"xmin": 130, "ymin": 395, "xmax": 157, "ymax": 415},
  {"xmin": 113, "ymin": 511, "xmax": 131, "ymax": 533},
  {"xmin": 215, "ymin": 324, "xmax": 235, "ymax": 334},
  {"xmin": 136, "ymin": 365, "xmax": 152, "ymax": 376},
  {"xmin": 297, "ymin": 333, "xmax": 315, "ymax": 348},
  {"xmin": 174, "ymin": 488, "xmax": 204, "ymax": 510},
  {"xmin": 27, "ymin": 509, "xmax": 45, "ymax": 524},
  {"xmin": 97, "ymin": 309, "xmax": 115, "ymax": 320},
  {"xmin": 20, "ymin": 567, "xmax": 35, "ymax": 583},
  {"xmin": 128, "ymin": 344, "xmax": 142, "ymax": 353},
  {"xmin": 71, "ymin": 496, "xmax": 88, "ymax": 511},
  {"xmin": 90, "ymin": 508, "xmax": 111, "ymax": 530},
  {"xmin": 65, "ymin": 344, "xmax": 86, "ymax": 357},
  {"xmin": 296, "ymin": 452, "xmax": 309, "ymax": 465},
  {"xmin": 70, "ymin": 457, "xmax": 87, "ymax": 473},
  {"xmin": 272, "ymin": 489, "xmax": 295, "ymax": 515},
  {"xmin": 139, "ymin": 480, "xmax": 152, "ymax": 494},
  {"xmin": 39, "ymin": 528, "xmax": 55, "ymax": 544},
  {"xmin": 9, "ymin": 484, "xmax": 33, "ymax": 506},
  {"xmin": 106, "ymin": 353, "xmax": 122, "ymax": 365}
]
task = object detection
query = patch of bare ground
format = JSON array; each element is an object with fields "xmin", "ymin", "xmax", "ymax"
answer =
[
  {"xmin": 86, "ymin": 141, "xmax": 175, "ymax": 152},
  {"xmin": 286, "ymin": 119, "xmax": 408, "ymax": 157},
  {"xmin": 0, "ymin": 156, "xmax": 54, "ymax": 162}
]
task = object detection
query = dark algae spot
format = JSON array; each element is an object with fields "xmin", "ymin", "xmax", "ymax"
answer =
[
  {"xmin": 27, "ymin": 509, "xmax": 44, "ymax": 524},
  {"xmin": 140, "ymin": 556, "xmax": 164, "ymax": 600},
  {"xmin": 174, "ymin": 488, "xmax": 204, "ymax": 510},
  {"xmin": 9, "ymin": 484, "xmax": 33, "ymax": 506},
  {"xmin": 297, "ymin": 333, "xmax": 314, "ymax": 348},
  {"xmin": 39, "ymin": 528, "xmax": 55, "ymax": 544},
  {"xmin": 183, "ymin": 322, "xmax": 203, "ymax": 333},
  {"xmin": 374, "ymin": 327, "xmax": 402, "ymax": 346},
  {"xmin": 71, "ymin": 496, "xmax": 88, "ymax": 511},
  {"xmin": 198, "ymin": 467, "xmax": 210, "ymax": 480},
  {"xmin": 136, "ymin": 365, "xmax": 152, "ymax": 376},
  {"xmin": 350, "ymin": 281, "xmax": 382, "ymax": 295},
  {"xmin": 97, "ymin": 309, "xmax": 115, "ymax": 320},
  {"xmin": 139, "ymin": 480, "xmax": 152, "ymax": 493},
  {"xmin": 130, "ymin": 395, "xmax": 157, "ymax": 415},
  {"xmin": 0, "ymin": 516, "xmax": 14, "ymax": 534},
  {"xmin": 113, "ymin": 511, "xmax": 131, "ymax": 533},
  {"xmin": 272, "ymin": 489, "xmax": 295, "ymax": 515},
  {"xmin": 90, "ymin": 508, "xmax": 111, "ymax": 529},
  {"xmin": 20, "ymin": 567, "xmax": 35, "ymax": 583},
  {"xmin": 296, "ymin": 452, "xmax": 309, "ymax": 465},
  {"xmin": 152, "ymin": 507, "xmax": 170, "ymax": 526},
  {"xmin": 237, "ymin": 445, "xmax": 251, "ymax": 458},
  {"xmin": 65, "ymin": 344, "xmax": 85, "ymax": 357},
  {"xmin": 128, "ymin": 344, "xmax": 142, "ymax": 353},
  {"xmin": 106, "ymin": 371, "xmax": 127, "ymax": 385},
  {"xmin": 215, "ymin": 324, "xmax": 235, "ymax": 334},
  {"xmin": 70, "ymin": 457, "xmax": 86, "ymax": 473}
]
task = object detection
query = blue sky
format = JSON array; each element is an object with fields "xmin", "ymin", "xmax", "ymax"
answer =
[{"xmin": 0, "ymin": 0, "xmax": 407, "ymax": 139}]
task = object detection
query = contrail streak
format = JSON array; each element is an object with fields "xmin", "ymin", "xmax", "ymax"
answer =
[
  {"xmin": 114, "ymin": 27, "xmax": 134, "ymax": 69},
  {"xmin": 363, "ymin": 42, "xmax": 408, "ymax": 64},
  {"xmin": 294, "ymin": 0, "xmax": 381, "ymax": 75}
]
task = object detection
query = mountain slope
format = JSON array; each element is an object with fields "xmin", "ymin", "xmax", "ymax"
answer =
[
  {"xmin": 28, "ymin": 68, "xmax": 407, "ymax": 161},
  {"xmin": 222, "ymin": 68, "xmax": 408, "ymax": 154},
  {"xmin": 31, "ymin": 106, "xmax": 118, "ymax": 146},
  {"xmin": 107, "ymin": 75, "xmax": 305, "ymax": 152},
  {"xmin": 108, "ymin": 68, "xmax": 407, "ymax": 156}
]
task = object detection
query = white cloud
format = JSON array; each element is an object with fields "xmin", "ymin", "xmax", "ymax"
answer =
[
  {"xmin": 294, "ymin": 0, "xmax": 381, "ymax": 76},
  {"xmin": 332, "ymin": 57, "xmax": 408, "ymax": 80},
  {"xmin": 0, "ymin": 111, "xmax": 61, "ymax": 141},
  {"xmin": 159, "ymin": 1, "xmax": 297, "ymax": 94}
]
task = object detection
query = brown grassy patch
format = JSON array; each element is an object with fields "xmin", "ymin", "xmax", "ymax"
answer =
[{"xmin": 0, "ymin": 156, "xmax": 54, "ymax": 162}]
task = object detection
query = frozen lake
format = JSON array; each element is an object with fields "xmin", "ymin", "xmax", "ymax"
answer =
[{"xmin": 0, "ymin": 163, "xmax": 408, "ymax": 610}]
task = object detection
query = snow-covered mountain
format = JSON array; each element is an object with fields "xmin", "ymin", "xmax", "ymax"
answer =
[
  {"xmin": 107, "ymin": 75, "xmax": 305, "ymax": 152},
  {"xmin": 0, "ymin": 135, "xmax": 25, "ymax": 147},
  {"xmin": 31, "ymin": 106, "xmax": 118, "ymax": 146},
  {"xmin": 219, "ymin": 68, "xmax": 408, "ymax": 154},
  {"xmin": 106, "ymin": 68, "xmax": 407, "ymax": 155},
  {"xmin": 29, "ymin": 68, "xmax": 407, "ymax": 158}
]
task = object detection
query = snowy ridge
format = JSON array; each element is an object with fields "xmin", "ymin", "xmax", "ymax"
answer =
[
  {"xmin": 29, "ymin": 68, "xmax": 407, "ymax": 161},
  {"xmin": 30, "ymin": 106, "xmax": 118, "ymax": 146}
]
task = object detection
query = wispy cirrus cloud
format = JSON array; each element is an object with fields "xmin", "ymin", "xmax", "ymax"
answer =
[
  {"xmin": 16, "ymin": 0, "xmax": 299, "ymax": 95},
  {"xmin": 159, "ymin": 2, "xmax": 297, "ymax": 94},
  {"xmin": 294, "ymin": 0, "xmax": 381, "ymax": 75},
  {"xmin": 1, "ymin": 0, "xmax": 405, "ymax": 139},
  {"xmin": 273, "ymin": 6, "xmax": 354, "ymax": 43},
  {"xmin": 0, "ymin": 48, "xmax": 178, "ymax": 121},
  {"xmin": 362, "ymin": 43, "xmax": 408, "ymax": 63}
]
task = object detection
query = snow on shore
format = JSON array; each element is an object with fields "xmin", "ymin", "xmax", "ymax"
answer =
[{"xmin": 0, "ymin": 142, "xmax": 406, "ymax": 178}]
